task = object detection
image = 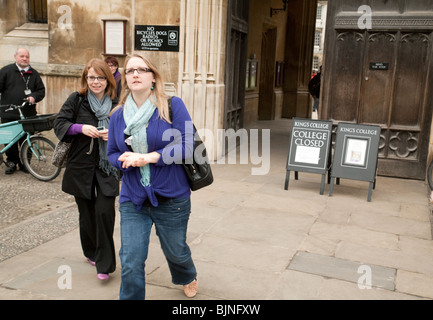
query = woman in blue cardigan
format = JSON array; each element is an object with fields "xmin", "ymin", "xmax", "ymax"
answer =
[{"xmin": 107, "ymin": 54, "xmax": 197, "ymax": 300}]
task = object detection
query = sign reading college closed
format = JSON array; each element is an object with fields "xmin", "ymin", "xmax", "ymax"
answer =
[
  {"xmin": 285, "ymin": 118, "xmax": 333, "ymax": 194},
  {"xmin": 135, "ymin": 25, "xmax": 180, "ymax": 52}
]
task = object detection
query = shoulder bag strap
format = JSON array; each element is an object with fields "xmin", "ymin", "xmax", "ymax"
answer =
[
  {"xmin": 73, "ymin": 93, "xmax": 83, "ymax": 123},
  {"xmin": 167, "ymin": 96, "xmax": 173, "ymax": 122}
]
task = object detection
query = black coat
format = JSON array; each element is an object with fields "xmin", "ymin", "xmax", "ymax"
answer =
[
  {"xmin": 0, "ymin": 63, "xmax": 46, "ymax": 119},
  {"xmin": 53, "ymin": 91, "xmax": 119, "ymax": 199},
  {"xmin": 308, "ymin": 72, "xmax": 321, "ymax": 98}
]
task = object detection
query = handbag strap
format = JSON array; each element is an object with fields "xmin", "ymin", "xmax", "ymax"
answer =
[
  {"xmin": 167, "ymin": 96, "xmax": 196, "ymax": 131},
  {"xmin": 168, "ymin": 96, "xmax": 173, "ymax": 121},
  {"xmin": 73, "ymin": 92, "xmax": 83, "ymax": 122}
]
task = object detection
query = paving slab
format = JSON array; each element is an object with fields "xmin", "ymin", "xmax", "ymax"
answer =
[{"xmin": 288, "ymin": 251, "xmax": 396, "ymax": 290}]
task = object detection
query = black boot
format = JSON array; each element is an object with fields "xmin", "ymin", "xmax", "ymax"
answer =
[{"xmin": 5, "ymin": 161, "xmax": 16, "ymax": 174}]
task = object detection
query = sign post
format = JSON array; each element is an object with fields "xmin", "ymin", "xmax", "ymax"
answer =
[
  {"xmin": 329, "ymin": 123, "xmax": 381, "ymax": 201},
  {"xmin": 285, "ymin": 118, "xmax": 333, "ymax": 194}
]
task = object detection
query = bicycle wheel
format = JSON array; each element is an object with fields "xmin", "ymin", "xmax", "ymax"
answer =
[
  {"xmin": 21, "ymin": 136, "xmax": 61, "ymax": 182},
  {"xmin": 428, "ymin": 160, "xmax": 433, "ymax": 190}
]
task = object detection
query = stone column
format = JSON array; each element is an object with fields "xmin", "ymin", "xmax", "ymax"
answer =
[
  {"xmin": 282, "ymin": 0, "xmax": 317, "ymax": 119},
  {"xmin": 179, "ymin": 0, "xmax": 228, "ymax": 160}
]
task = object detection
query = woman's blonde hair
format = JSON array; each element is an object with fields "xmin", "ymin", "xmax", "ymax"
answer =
[
  {"xmin": 79, "ymin": 58, "xmax": 117, "ymax": 100},
  {"xmin": 114, "ymin": 54, "xmax": 170, "ymax": 122}
]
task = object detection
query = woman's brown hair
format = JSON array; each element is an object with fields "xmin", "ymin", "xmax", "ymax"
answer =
[
  {"xmin": 79, "ymin": 58, "xmax": 117, "ymax": 100},
  {"xmin": 113, "ymin": 54, "xmax": 170, "ymax": 123}
]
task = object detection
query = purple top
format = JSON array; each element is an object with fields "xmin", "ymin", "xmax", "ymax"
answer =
[{"xmin": 66, "ymin": 123, "xmax": 83, "ymax": 135}]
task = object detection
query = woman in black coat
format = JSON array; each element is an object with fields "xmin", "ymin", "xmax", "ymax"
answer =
[{"xmin": 54, "ymin": 59, "xmax": 119, "ymax": 280}]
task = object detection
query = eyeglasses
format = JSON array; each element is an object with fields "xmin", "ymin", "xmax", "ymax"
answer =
[
  {"xmin": 125, "ymin": 68, "xmax": 153, "ymax": 75},
  {"xmin": 87, "ymin": 76, "xmax": 106, "ymax": 82}
]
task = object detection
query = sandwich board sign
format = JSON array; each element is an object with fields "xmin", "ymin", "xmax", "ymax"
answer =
[
  {"xmin": 285, "ymin": 118, "xmax": 333, "ymax": 194},
  {"xmin": 329, "ymin": 122, "xmax": 381, "ymax": 201}
]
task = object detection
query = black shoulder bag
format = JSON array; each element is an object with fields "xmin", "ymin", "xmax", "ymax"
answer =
[
  {"xmin": 52, "ymin": 94, "xmax": 83, "ymax": 168},
  {"xmin": 168, "ymin": 97, "xmax": 213, "ymax": 191}
]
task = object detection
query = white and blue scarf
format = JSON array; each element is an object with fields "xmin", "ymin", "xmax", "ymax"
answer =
[
  {"xmin": 87, "ymin": 91, "xmax": 118, "ymax": 179},
  {"xmin": 123, "ymin": 93, "xmax": 156, "ymax": 187}
]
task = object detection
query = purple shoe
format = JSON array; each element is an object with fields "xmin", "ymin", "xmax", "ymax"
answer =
[
  {"xmin": 97, "ymin": 273, "xmax": 109, "ymax": 280},
  {"xmin": 87, "ymin": 258, "xmax": 96, "ymax": 266}
]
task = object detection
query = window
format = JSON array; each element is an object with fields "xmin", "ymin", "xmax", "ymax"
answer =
[
  {"xmin": 313, "ymin": 56, "xmax": 319, "ymax": 70},
  {"xmin": 315, "ymin": 31, "xmax": 321, "ymax": 47},
  {"xmin": 317, "ymin": 5, "xmax": 322, "ymax": 20}
]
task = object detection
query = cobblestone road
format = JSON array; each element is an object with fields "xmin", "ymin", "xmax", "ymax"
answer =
[{"xmin": 0, "ymin": 163, "xmax": 78, "ymax": 262}]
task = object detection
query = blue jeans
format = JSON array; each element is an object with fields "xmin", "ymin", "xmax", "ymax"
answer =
[{"xmin": 118, "ymin": 198, "xmax": 197, "ymax": 300}]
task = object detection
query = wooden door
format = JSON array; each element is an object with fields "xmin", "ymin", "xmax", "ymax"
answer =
[
  {"xmin": 224, "ymin": 0, "xmax": 249, "ymax": 131},
  {"xmin": 28, "ymin": 0, "xmax": 47, "ymax": 23},
  {"xmin": 322, "ymin": 1, "xmax": 433, "ymax": 180}
]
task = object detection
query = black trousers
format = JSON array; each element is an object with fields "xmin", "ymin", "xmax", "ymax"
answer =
[
  {"xmin": 1, "ymin": 117, "xmax": 25, "ymax": 166},
  {"xmin": 74, "ymin": 177, "xmax": 116, "ymax": 274}
]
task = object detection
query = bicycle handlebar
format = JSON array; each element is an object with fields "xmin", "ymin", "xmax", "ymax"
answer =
[{"xmin": 0, "ymin": 100, "xmax": 31, "ymax": 116}]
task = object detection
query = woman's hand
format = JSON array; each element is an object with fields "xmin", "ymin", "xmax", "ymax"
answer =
[
  {"xmin": 98, "ymin": 128, "xmax": 109, "ymax": 141},
  {"xmin": 82, "ymin": 125, "xmax": 107, "ymax": 139},
  {"xmin": 118, "ymin": 151, "xmax": 161, "ymax": 169}
]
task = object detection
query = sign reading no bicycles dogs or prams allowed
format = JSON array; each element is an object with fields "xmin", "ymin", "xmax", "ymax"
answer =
[
  {"xmin": 329, "ymin": 122, "xmax": 381, "ymax": 202},
  {"xmin": 285, "ymin": 118, "xmax": 333, "ymax": 194}
]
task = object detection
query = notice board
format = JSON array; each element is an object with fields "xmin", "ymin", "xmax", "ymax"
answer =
[
  {"xmin": 329, "ymin": 122, "xmax": 381, "ymax": 201},
  {"xmin": 135, "ymin": 25, "xmax": 180, "ymax": 52},
  {"xmin": 285, "ymin": 118, "xmax": 333, "ymax": 194}
]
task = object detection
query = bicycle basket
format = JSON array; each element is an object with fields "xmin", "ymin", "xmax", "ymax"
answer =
[{"xmin": 18, "ymin": 113, "xmax": 57, "ymax": 132}]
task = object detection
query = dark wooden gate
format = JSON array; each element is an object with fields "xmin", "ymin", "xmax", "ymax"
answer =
[
  {"xmin": 322, "ymin": 0, "xmax": 433, "ymax": 180},
  {"xmin": 224, "ymin": 0, "xmax": 249, "ymax": 131},
  {"xmin": 28, "ymin": 0, "xmax": 47, "ymax": 23}
]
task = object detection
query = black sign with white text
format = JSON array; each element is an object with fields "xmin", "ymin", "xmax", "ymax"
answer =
[
  {"xmin": 331, "ymin": 122, "xmax": 381, "ymax": 182},
  {"xmin": 285, "ymin": 118, "xmax": 333, "ymax": 194},
  {"xmin": 369, "ymin": 62, "xmax": 389, "ymax": 70},
  {"xmin": 329, "ymin": 122, "xmax": 381, "ymax": 201},
  {"xmin": 135, "ymin": 25, "xmax": 180, "ymax": 52},
  {"xmin": 286, "ymin": 118, "xmax": 333, "ymax": 174}
]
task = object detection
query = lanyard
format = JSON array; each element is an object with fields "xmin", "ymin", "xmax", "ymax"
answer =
[{"xmin": 20, "ymin": 70, "xmax": 30, "ymax": 90}]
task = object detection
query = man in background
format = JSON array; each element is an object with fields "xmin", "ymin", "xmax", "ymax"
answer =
[
  {"xmin": 308, "ymin": 65, "xmax": 321, "ymax": 113},
  {"xmin": 0, "ymin": 48, "xmax": 46, "ymax": 174}
]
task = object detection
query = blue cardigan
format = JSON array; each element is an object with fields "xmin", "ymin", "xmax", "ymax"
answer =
[{"xmin": 107, "ymin": 96, "xmax": 194, "ymax": 208}]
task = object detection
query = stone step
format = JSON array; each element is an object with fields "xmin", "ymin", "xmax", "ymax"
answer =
[
  {"xmin": 4, "ymin": 30, "xmax": 48, "ymax": 39},
  {"xmin": 15, "ymin": 23, "xmax": 48, "ymax": 31},
  {"xmin": 3, "ymin": 23, "xmax": 48, "ymax": 39},
  {"xmin": 4, "ymin": 23, "xmax": 48, "ymax": 39},
  {"xmin": 0, "ymin": 23, "xmax": 49, "ymax": 64}
]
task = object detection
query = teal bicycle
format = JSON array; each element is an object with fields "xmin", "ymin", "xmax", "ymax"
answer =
[{"xmin": 0, "ymin": 101, "xmax": 61, "ymax": 181}]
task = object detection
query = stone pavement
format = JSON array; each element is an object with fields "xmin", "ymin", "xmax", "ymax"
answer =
[{"xmin": 0, "ymin": 119, "xmax": 432, "ymax": 300}]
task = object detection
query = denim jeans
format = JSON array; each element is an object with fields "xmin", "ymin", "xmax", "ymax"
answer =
[{"xmin": 118, "ymin": 198, "xmax": 197, "ymax": 300}]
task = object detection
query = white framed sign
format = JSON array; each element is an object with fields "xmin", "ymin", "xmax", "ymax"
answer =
[
  {"xmin": 342, "ymin": 137, "xmax": 369, "ymax": 168},
  {"xmin": 103, "ymin": 20, "xmax": 127, "ymax": 55}
]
